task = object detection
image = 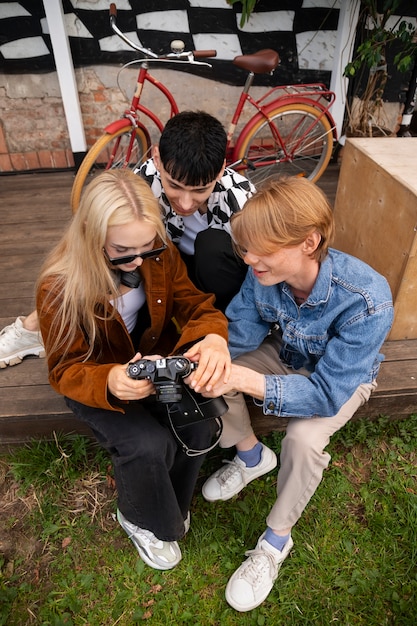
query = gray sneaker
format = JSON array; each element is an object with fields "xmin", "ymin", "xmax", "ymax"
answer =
[
  {"xmin": 184, "ymin": 511, "xmax": 191, "ymax": 535},
  {"xmin": 0, "ymin": 316, "xmax": 45, "ymax": 368},
  {"xmin": 202, "ymin": 443, "xmax": 277, "ymax": 502},
  {"xmin": 225, "ymin": 533, "xmax": 294, "ymax": 612},
  {"xmin": 117, "ymin": 509, "xmax": 182, "ymax": 570}
]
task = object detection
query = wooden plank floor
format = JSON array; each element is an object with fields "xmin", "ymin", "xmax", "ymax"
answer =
[
  {"xmin": 0, "ymin": 164, "xmax": 416, "ymax": 448},
  {"xmin": 0, "ymin": 170, "xmax": 88, "ymax": 448}
]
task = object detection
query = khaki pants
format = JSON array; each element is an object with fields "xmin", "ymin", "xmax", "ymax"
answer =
[{"xmin": 220, "ymin": 332, "xmax": 376, "ymax": 532}]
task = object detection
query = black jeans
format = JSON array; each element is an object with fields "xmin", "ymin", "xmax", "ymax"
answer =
[
  {"xmin": 181, "ymin": 229, "xmax": 247, "ymax": 312},
  {"xmin": 65, "ymin": 397, "xmax": 216, "ymax": 541}
]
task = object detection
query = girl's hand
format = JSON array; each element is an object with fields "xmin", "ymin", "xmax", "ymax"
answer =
[
  {"xmin": 183, "ymin": 334, "xmax": 231, "ymax": 392},
  {"xmin": 107, "ymin": 352, "xmax": 158, "ymax": 401}
]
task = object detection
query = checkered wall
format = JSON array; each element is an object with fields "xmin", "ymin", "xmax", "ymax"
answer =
[
  {"xmin": 0, "ymin": 0, "xmax": 341, "ymax": 87},
  {"xmin": 1, "ymin": 1, "xmax": 416, "ymax": 98}
]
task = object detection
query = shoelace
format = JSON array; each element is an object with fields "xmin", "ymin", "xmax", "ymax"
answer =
[
  {"xmin": 127, "ymin": 523, "xmax": 177, "ymax": 563},
  {"xmin": 0, "ymin": 323, "xmax": 20, "ymax": 341},
  {"xmin": 124, "ymin": 520, "xmax": 156, "ymax": 545},
  {"xmin": 237, "ymin": 548, "xmax": 278, "ymax": 587},
  {"xmin": 217, "ymin": 459, "xmax": 243, "ymax": 485}
]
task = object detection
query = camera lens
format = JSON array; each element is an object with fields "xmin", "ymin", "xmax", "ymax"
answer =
[{"xmin": 157, "ymin": 382, "xmax": 183, "ymax": 403}]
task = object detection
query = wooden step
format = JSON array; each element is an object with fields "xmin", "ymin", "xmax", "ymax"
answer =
[
  {"xmin": 1, "ymin": 166, "xmax": 415, "ymax": 449},
  {"xmin": 249, "ymin": 339, "xmax": 417, "ymax": 435},
  {"xmin": 1, "ymin": 339, "xmax": 416, "ymax": 448}
]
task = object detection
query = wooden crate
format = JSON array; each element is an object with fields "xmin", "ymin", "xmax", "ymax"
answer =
[{"xmin": 333, "ymin": 137, "xmax": 417, "ymax": 340}]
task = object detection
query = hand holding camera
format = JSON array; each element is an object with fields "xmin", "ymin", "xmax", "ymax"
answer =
[
  {"xmin": 126, "ymin": 356, "xmax": 197, "ymax": 403},
  {"xmin": 127, "ymin": 355, "xmax": 228, "ymax": 456}
]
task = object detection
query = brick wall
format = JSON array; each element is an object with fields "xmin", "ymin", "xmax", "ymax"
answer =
[
  {"xmin": 0, "ymin": 72, "xmax": 72, "ymax": 171},
  {"xmin": 0, "ymin": 66, "xmax": 262, "ymax": 173},
  {"xmin": 0, "ymin": 69, "xmax": 127, "ymax": 173},
  {"xmin": 0, "ymin": 128, "xmax": 75, "ymax": 173},
  {"xmin": 0, "ymin": 63, "xmax": 408, "ymax": 174}
]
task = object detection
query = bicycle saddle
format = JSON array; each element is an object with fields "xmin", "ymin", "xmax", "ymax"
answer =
[{"xmin": 233, "ymin": 49, "xmax": 279, "ymax": 74}]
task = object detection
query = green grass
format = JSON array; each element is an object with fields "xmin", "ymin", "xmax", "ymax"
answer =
[{"xmin": 1, "ymin": 416, "xmax": 416, "ymax": 625}]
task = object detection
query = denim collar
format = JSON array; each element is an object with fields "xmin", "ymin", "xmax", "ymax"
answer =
[{"xmin": 281, "ymin": 253, "xmax": 333, "ymax": 306}]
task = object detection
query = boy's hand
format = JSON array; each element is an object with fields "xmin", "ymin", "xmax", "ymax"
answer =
[
  {"xmin": 198, "ymin": 364, "xmax": 266, "ymax": 401},
  {"xmin": 183, "ymin": 334, "xmax": 231, "ymax": 392}
]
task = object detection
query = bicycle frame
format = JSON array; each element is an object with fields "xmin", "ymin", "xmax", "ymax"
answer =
[
  {"xmin": 105, "ymin": 64, "xmax": 175, "ymax": 141},
  {"xmin": 226, "ymin": 71, "xmax": 337, "ymax": 170},
  {"xmin": 70, "ymin": 2, "xmax": 339, "ymax": 212},
  {"xmin": 104, "ymin": 59, "xmax": 337, "ymax": 172}
]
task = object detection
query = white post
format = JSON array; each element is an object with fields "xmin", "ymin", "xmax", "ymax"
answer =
[
  {"xmin": 42, "ymin": 0, "xmax": 86, "ymax": 167},
  {"xmin": 330, "ymin": 0, "xmax": 361, "ymax": 142}
]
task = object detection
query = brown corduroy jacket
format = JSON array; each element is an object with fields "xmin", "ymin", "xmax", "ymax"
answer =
[{"xmin": 36, "ymin": 241, "xmax": 228, "ymax": 412}]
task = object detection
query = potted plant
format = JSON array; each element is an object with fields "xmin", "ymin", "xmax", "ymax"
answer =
[
  {"xmin": 343, "ymin": 0, "xmax": 417, "ymax": 137},
  {"xmin": 227, "ymin": 0, "xmax": 258, "ymax": 27},
  {"xmin": 227, "ymin": 1, "xmax": 416, "ymax": 137}
]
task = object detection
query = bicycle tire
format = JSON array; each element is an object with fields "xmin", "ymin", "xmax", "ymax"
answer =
[
  {"xmin": 236, "ymin": 102, "xmax": 333, "ymax": 187},
  {"xmin": 70, "ymin": 125, "xmax": 151, "ymax": 213}
]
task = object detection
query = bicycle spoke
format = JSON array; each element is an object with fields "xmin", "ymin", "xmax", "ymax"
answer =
[
  {"xmin": 238, "ymin": 103, "xmax": 333, "ymax": 186},
  {"xmin": 71, "ymin": 127, "xmax": 151, "ymax": 212}
]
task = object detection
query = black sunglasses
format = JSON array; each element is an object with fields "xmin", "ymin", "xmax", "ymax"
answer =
[{"xmin": 103, "ymin": 244, "xmax": 167, "ymax": 266}]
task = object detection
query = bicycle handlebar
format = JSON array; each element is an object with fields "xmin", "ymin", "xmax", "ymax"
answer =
[
  {"xmin": 193, "ymin": 50, "xmax": 217, "ymax": 59},
  {"xmin": 109, "ymin": 3, "xmax": 216, "ymax": 63}
]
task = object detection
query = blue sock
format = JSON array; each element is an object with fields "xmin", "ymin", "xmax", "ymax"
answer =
[
  {"xmin": 264, "ymin": 527, "xmax": 290, "ymax": 552},
  {"xmin": 237, "ymin": 442, "xmax": 263, "ymax": 467}
]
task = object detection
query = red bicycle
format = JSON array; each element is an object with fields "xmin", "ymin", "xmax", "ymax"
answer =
[{"xmin": 71, "ymin": 3, "xmax": 337, "ymax": 212}]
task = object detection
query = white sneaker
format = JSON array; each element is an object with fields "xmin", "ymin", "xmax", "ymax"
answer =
[
  {"xmin": 225, "ymin": 533, "xmax": 294, "ymax": 612},
  {"xmin": 202, "ymin": 443, "xmax": 277, "ymax": 502},
  {"xmin": 0, "ymin": 316, "xmax": 45, "ymax": 368},
  {"xmin": 117, "ymin": 509, "xmax": 182, "ymax": 570}
]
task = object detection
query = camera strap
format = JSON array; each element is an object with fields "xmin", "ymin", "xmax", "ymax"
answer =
[
  {"xmin": 166, "ymin": 386, "xmax": 228, "ymax": 457},
  {"xmin": 167, "ymin": 414, "xmax": 223, "ymax": 457},
  {"xmin": 119, "ymin": 269, "xmax": 142, "ymax": 288}
]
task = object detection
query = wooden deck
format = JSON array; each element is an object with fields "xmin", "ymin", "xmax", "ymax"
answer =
[{"xmin": 0, "ymin": 164, "xmax": 416, "ymax": 448}]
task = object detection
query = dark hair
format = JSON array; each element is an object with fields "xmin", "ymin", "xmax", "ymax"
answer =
[{"xmin": 158, "ymin": 111, "xmax": 227, "ymax": 186}]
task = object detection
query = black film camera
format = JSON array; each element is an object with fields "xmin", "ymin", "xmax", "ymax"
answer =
[{"xmin": 126, "ymin": 356, "xmax": 197, "ymax": 403}]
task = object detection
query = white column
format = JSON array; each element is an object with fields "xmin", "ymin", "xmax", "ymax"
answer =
[
  {"xmin": 330, "ymin": 0, "xmax": 361, "ymax": 142},
  {"xmin": 42, "ymin": 0, "xmax": 86, "ymax": 165}
]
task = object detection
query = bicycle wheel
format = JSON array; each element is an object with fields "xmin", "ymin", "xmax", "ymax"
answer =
[
  {"xmin": 70, "ymin": 125, "xmax": 151, "ymax": 212},
  {"xmin": 236, "ymin": 102, "xmax": 333, "ymax": 187}
]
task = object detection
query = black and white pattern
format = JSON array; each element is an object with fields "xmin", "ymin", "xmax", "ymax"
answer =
[
  {"xmin": 2, "ymin": 1, "xmax": 415, "ymax": 97},
  {"xmin": 0, "ymin": 0, "xmax": 342, "ymax": 87},
  {"xmin": 139, "ymin": 158, "xmax": 255, "ymax": 245}
]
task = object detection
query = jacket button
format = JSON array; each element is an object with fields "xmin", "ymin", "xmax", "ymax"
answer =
[
  {"xmin": 156, "ymin": 299, "xmax": 162, "ymax": 304},
  {"xmin": 267, "ymin": 401, "xmax": 275, "ymax": 410}
]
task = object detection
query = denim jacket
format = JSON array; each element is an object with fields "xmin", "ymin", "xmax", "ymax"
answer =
[{"xmin": 226, "ymin": 249, "xmax": 393, "ymax": 418}]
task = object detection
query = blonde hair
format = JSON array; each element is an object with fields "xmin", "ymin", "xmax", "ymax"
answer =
[
  {"xmin": 37, "ymin": 169, "xmax": 166, "ymax": 361},
  {"xmin": 232, "ymin": 176, "xmax": 334, "ymax": 262}
]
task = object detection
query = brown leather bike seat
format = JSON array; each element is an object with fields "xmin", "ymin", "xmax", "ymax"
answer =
[{"xmin": 233, "ymin": 49, "xmax": 279, "ymax": 74}]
